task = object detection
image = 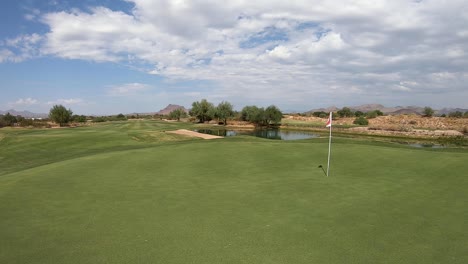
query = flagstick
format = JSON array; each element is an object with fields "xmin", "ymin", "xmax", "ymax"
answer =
[{"xmin": 326, "ymin": 113, "xmax": 332, "ymax": 177}]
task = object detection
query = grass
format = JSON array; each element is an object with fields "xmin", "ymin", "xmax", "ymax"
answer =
[
  {"xmin": 1, "ymin": 120, "xmax": 467, "ymax": 263},
  {"xmin": 281, "ymin": 118, "xmax": 357, "ymax": 129}
]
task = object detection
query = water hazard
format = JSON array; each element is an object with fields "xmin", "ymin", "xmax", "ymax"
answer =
[
  {"xmin": 195, "ymin": 128, "xmax": 450, "ymax": 147},
  {"xmin": 195, "ymin": 129, "xmax": 319, "ymax": 141}
]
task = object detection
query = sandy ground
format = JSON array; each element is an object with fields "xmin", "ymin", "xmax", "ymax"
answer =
[{"xmin": 166, "ymin": 129, "xmax": 223, "ymax": 139}]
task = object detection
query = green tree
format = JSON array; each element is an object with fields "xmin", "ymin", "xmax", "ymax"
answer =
[
  {"xmin": 190, "ymin": 99, "xmax": 215, "ymax": 123},
  {"xmin": 2, "ymin": 112, "xmax": 17, "ymax": 126},
  {"xmin": 337, "ymin": 107, "xmax": 354, "ymax": 117},
  {"xmin": 215, "ymin": 101, "xmax": 234, "ymax": 125},
  {"xmin": 240, "ymin": 105, "xmax": 282, "ymax": 126},
  {"xmin": 49, "ymin": 105, "xmax": 73, "ymax": 127},
  {"xmin": 72, "ymin": 115, "xmax": 87, "ymax": 123},
  {"xmin": 241, "ymin": 106, "xmax": 260, "ymax": 121},
  {"xmin": 354, "ymin": 111, "xmax": 365, "ymax": 117},
  {"xmin": 423, "ymin": 107, "xmax": 434, "ymax": 117},
  {"xmin": 264, "ymin": 105, "xmax": 283, "ymax": 126},
  {"xmin": 169, "ymin": 108, "xmax": 187, "ymax": 121}
]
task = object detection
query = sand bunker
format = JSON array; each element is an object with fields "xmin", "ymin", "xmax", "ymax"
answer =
[{"xmin": 166, "ymin": 129, "xmax": 223, "ymax": 139}]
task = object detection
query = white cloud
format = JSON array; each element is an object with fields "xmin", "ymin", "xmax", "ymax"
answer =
[
  {"xmin": 47, "ymin": 98, "xmax": 84, "ymax": 105},
  {"xmin": 0, "ymin": 49, "xmax": 15, "ymax": 63},
  {"xmin": 8, "ymin": 98, "xmax": 39, "ymax": 107},
  {"xmin": 1, "ymin": 33, "xmax": 43, "ymax": 62},
  {"xmin": 107, "ymin": 83, "xmax": 152, "ymax": 96},
  {"xmin": 2, "ymin": 0, "xmax": 468, "ymax": 108}
]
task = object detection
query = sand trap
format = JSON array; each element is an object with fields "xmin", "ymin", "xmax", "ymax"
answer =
[{"xmin": 166, "ymin": 129, "xmax": 223, "ymax": 139}]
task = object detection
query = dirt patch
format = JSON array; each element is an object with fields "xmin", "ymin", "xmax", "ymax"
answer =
[{"xmin": 166, "ymin": 129, "xmax": 223, "ymax": 139}]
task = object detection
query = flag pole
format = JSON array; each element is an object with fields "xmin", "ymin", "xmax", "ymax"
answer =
[{"xmin": 326, "ymin": 112, "xmax": 332, "ymax": 177}]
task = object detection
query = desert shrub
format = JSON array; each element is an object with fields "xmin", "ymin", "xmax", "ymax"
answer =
[
  {"xmin": 448, "ymin": 111, "xmax": 463, "ymax": 118},
  {"xmin": 19, "ymin": 119, "xmax": 34, "ymax": 127},
  {"xmin": 1, "ymin": 112, "xmax": 17, "ymax": 126},
  {"xmin": 366, "ymin": 110, "xmax": 383, "ymax": 119},
  {"xmin": 93, "ymin": 117, "xmax": 107, "ymax": 122},
  {"xmin": 354, "ymin": 111, "xmax": 365, "ymax": 117},
  {"xmin": 423, "ymin": 107, "xmax": 434, "ymax": 117},
  {"xmin": 366, "ymin": 111, "xmax": 377, "ymax": 119},
  {"xmin": 312, "ymin": 111, "xmax": 327, "ymax": 117},
  {"xmin": 353, "ymin": 117, "xmax": 369, "ymax": 125}
]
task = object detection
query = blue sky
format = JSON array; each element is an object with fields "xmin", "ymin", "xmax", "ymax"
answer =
[{"xmin": 1, "ymin": 0, "xmax": 467, "ymax": 115}]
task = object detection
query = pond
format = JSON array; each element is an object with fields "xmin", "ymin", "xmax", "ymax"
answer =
[{"xmin": 195, "ymin": 129, "xmax": 320, "ymax": 141}]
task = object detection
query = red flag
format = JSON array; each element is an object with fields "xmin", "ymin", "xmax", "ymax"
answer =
[{"xmin": 326, "ymin": 112, "xmax": 332, "ymax": 128}]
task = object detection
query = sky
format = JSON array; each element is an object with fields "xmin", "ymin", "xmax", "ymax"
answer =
[{"xmin": 1, "ymin": 0, "xmax": 467, "ymax": 115}]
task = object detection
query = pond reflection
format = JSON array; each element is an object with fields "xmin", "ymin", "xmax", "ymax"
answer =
[{"xmin": 195, "ymin": 129, "xmax": 319, "ymax": 140}]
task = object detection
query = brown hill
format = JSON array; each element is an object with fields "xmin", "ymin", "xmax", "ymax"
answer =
[
  {"xmin": 156, "ymin": 104, "xmax": 188, "ymax": 115},
  {"xmin": 388, "ymin": 108, "xmax": 423, "ymax": 115},
  {"xmin": 0, "ymin": 109, "xmax": 48, "ymax": 118},
  {"xmin": 307, "ymin": 104, "xmax": 429, "ymax": 115}
]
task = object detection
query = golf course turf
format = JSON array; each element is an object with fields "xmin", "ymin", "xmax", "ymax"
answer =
[{"xmin": 1, "ymin": 120, "xmax": 467, "ymax": 263}]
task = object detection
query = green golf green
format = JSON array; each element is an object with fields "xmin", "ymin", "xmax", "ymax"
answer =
[{"xmin": 1, "ymin": 120, "xmax": 467, "ymax": 263}]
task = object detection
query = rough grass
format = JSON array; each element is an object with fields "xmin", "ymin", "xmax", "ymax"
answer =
[{"xmin": 1, "ymin": 120, "xmax": 467, "ymax": 263}]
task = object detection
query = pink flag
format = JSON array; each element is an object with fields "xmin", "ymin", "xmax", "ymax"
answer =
[{"xmin": 326, "ymin": 112, "xmax": 332, "ymax": 128}]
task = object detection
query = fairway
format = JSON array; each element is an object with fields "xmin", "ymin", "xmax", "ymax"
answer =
[{"xmin": 1, "ymin": 121, "xmax": 467, "ymax": 263}]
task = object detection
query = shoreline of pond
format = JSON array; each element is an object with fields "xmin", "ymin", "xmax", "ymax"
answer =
[{"xmin": 193, "ymin": 124, "xmax": 467, "ymax": 148}]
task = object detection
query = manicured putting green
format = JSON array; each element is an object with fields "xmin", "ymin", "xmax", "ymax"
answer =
[{"xmin": 0, "ymin": 121, "xmax": 467, "ymax": 263}]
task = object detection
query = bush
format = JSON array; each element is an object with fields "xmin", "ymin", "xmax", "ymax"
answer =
[
  {"xmin": 93, "ymin": 117, "xmax": 107, "ymax": 122},
  {"xmin": 353, "ymin": 117, "xmax": 369, "ymax": 125},
  {"xmin": 312, "ymin": 111, "xmax": 327, "ymax": 117},
  {"xmin": 366, "ymin": 110, "xmax": 384, "ymax": 119},
  {"xmin": 1, "ymin": 112, "xmax": 17, "ymax": 126},
  {"xmin": 448, "ymin": 111, "xmax": 463, "ymax": 118},
  {"xmin": 423, "ymin": 107, "xmax": 434, "ymax": 117},
  {"xmin": 354, "ymin": 111, "xmax": 365, "ymax": 117}
]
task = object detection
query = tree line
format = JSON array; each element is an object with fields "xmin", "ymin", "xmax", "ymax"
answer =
[
  {"xmin": 184, "ymin": 99, "xmax": 283, "ymax": 126},
  {"xmin": 3, "ymin": 103, "xmax": 466, "ymax": 128}
]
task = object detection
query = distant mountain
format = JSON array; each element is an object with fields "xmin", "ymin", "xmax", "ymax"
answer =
[
  {"xmin": 347, "ymin": 104, "xmax": 386, "ymax": 112},
  {"xmin": 156, "ymin": 104, "xmax": 188, "ymax": 115},
  {"xmin": 343, "ymin": 104, "xmax": 424, "ymax": 114},
  {"xmin": 0, "ymin": 109, "xmax": 48, "ymax": 118},
  {"xmin": 390, "ymin": 108, "xmax": 423, "ymax": 115},
  {"xmin": 306, "ymin": 104, "xmax": 467, "ymax": 115},
  {"xmin": 305, "ymin": 106, "xmax": 339, "ymax": 114}
]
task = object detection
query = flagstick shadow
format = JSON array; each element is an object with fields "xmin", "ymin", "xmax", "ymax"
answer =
[{"xmin": 318, "ymin": 165, "xmax": 327, "ymax": 176}]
